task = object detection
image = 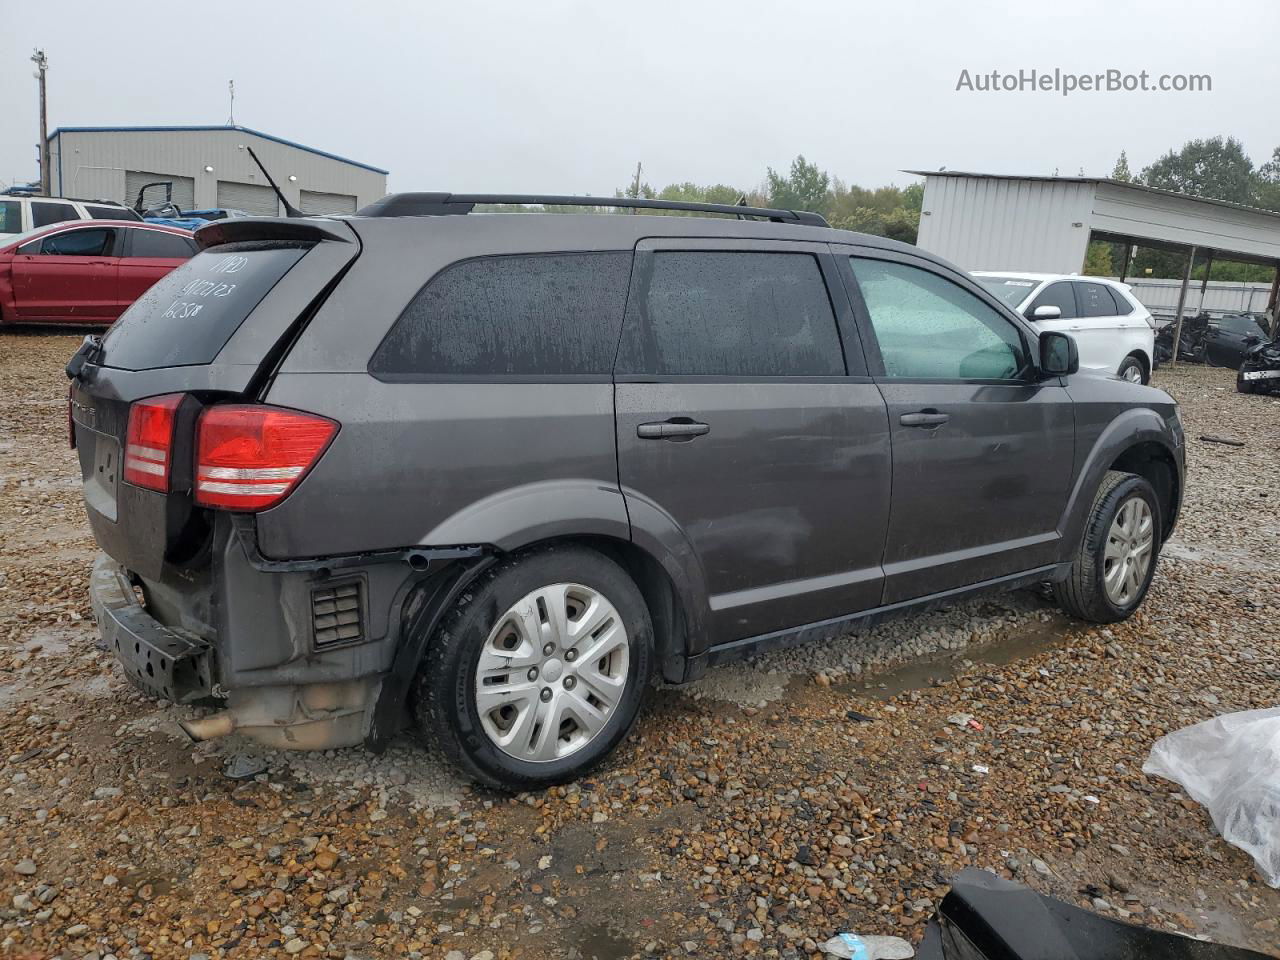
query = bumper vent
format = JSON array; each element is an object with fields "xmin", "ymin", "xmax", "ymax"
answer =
[{"xmin": 312, "ymin": 580, "xmax": 364, "ymax": 647}]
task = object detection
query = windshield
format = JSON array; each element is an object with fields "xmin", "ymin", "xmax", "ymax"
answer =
[
  {"xmin": 975, "ymin": 275, "xmax": 1039, "ymax": 308},
  {"xmin": 0, "ymin": 223, "xmax": 58, "ymax": 250}
]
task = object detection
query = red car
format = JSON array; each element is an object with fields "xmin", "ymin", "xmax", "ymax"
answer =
[{"xmin": 0, "ymin": 220, "xmax": 197, "ymax": 326}]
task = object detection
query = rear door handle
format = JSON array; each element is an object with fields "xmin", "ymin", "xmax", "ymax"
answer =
[
  {"xmin": 637, "ymin": 419, "xmax": 710, "ymax": 440},
  {"xmin": 899, "ymin": 412, "xmax": 950, "ymax": 428}
]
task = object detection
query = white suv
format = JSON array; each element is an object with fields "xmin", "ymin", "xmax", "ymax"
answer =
[
  {"xmin": 0, "ymin": 195, "xmax": 142, "ymax": 238},
  {"xmin": 973, "ymin": 273, "xmax": 1156, "ymax": 383}
]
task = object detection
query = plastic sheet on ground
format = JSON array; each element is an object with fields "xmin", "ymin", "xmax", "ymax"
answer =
[{"xmin": 1143, "ymin": 706, "xmax": 1280, "ymax": 887}]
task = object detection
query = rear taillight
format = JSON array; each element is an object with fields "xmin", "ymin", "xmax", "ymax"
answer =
[
  {"xmin": 195, "ymin": 405, "xmax": 338, "ymax": 511},
  {"xmin": 123, "ymin": 394, "xmax": 184, "ymax": 491}
]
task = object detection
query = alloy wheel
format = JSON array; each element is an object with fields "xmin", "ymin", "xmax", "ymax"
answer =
[
  {"xmin": 1122, "ymin": 363, "xmax": 1143, "ymax": 383},
  {"xmin": 474, "ymin": 583, "xmax": 630, "ymax": 762},
  {"xmin": 1103, "ymin": 496, "xmax": 1154, "ymax": 606}
]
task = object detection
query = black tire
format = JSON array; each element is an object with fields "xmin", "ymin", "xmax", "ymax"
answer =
[
  {"xmin": 1054, "ymin": 470, "xmax": 1161, "ymax": 624},
  {"xmin": 413, "ymin": 545, "xmax": 653, "ymax": 790},
  {"xmin": 1117, "ymin": 355, "xmax": 1147, "ymax": 384},
  {"xmin": 1237, "ymin": 378, "xmax": 1256, "ymax": 394}
]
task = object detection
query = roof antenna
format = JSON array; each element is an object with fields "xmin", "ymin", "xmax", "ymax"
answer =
[{"xmin": 245, "ymin": 145, "xmax": 304, "ymax": 217}]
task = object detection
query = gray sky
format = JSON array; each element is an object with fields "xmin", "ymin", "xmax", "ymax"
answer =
[{"xmin": 3, "ymin": 0, "xmax": 1278, "ymax": 196}]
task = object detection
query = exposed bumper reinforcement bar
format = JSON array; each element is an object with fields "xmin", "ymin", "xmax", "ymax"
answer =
[{"xmin": 89, "ymin": 553, "xmax": 214, "ymax": 703}]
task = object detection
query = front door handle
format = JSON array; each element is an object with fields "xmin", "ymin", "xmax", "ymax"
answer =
[
  {"xmin": 637, "ymin": 419, "xmax": 710, "ymax": 440},
  {"xmin": 899, "ymin": 412, "xmax": 950, "ymax": 428}
]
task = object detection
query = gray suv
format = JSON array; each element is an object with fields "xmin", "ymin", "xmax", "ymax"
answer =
[{"xmin": 70, "ymin": 194, "xmax": 1185, "ymax": 789}]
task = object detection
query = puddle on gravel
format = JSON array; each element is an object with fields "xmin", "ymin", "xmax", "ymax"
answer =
[
  {"xmin": 839, "ymin": 612, "xmax": 1072, "ymax": 700},
  {"xmin": 573, "ymin": 922, "xmax": 636, "ymax": 960},
  {"xmin": 1162, "ymin": 540, "xmax": 1275, "ymax": 574}
]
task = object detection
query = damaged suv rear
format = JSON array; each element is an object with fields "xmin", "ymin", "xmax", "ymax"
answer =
[{"xmin": 73, "ymin": 198, "xmax": 1184, "ymax": 790}]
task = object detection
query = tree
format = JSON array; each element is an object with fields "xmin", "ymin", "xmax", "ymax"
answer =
[
  {"xmin": 766, "ymin": 155, "xmax": 831, "ymax": 214},
  {"xmin": 1140, "ymin": 136, "xmax": 1255, "ymax": 205},
  {"xmin": 1255, "ymin": 146, "xmax": 1280, "ymax": 212},
  {"xmin": 1082, "ymin": 241, "xmax": 1114, "ymax": 276},
  {"xmin": 1111, "ymin": 151, "xmax": 1134, "ymax": 182}
]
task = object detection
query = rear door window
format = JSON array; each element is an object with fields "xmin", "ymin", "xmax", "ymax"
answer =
[
  {"xmin": 30, "ymin": 200, "xmax": 78, "ymax": 228},
  {"xmin": 1027, "ymin": 281, "xmax": 1077, "ymax": 319},
  {"xmin": 616, "ymin": 251, "xmax": 844, "ymax": 376},
  {"xmin": 370, "ymin": 253, "xmax": 633, "ymax": 378},
  {"xmin": 86, "ymin": 204, "xmax": 139, "ymax": 221},
  {"xmin": 99, "ymin": 243, "xmax": 310, "ymax": 370},
  {"xmin": 1077, "ymin": 281, "xmax": 1118, "ymax": 317},
  {"xmin": 128, "ymin": 228, "xmax": 196, "ymax": 259}
]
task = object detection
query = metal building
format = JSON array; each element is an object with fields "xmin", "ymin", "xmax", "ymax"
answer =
[
  {"xmin": 48, "ymin": 125, "xmax": 388, "ymax": 216},
  {"xmin": 909, "ymin": 170, "xmax": 1280, "ymax": 337}
]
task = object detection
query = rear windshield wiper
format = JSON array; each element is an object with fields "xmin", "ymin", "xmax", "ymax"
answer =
[{"xmin": 65, "ymin": 335, "xmax": 103, "ymax": 381}]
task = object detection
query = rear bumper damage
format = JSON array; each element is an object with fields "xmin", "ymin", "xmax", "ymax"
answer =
[{"xmin": 90, "ymin": 551, "xmax": 378, "ymax": 750}]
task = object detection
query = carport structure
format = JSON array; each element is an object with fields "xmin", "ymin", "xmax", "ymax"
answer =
[{"xmin": 909, "ymin": 171, "xmax": 1280, "ymax": 361}]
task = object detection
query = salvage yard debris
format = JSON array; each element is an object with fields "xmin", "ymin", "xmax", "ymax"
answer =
[{"xmin": 1, "ymin": 340, "xmax": 1279, "ymax": 956}]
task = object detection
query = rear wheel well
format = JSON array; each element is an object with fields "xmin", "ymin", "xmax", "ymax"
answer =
[
  {"xmin": 504, "ymin": 535, "xmax": 689, "ymax": 684},
  {"xmin": 1109, "ymin": 442, "xmax": 1177, "ymax": 537},
  {"xmin": 1121, "ymin": 351, "xmax": 1150, "ymax": 383}
]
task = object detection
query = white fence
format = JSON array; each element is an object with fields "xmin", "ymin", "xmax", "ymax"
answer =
[{"xmin": 1112, "ymin": 278, "xmax": 1273, "ymax": 316}]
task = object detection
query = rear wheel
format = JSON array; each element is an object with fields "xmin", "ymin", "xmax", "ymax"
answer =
[
  {"xmin": 414, "ymin": 545, "xmax": 653, "ymax": 790},
  {"xmin": 1117, "ymin": 355, "xmax": 1146, "ymax": 384},
  {"xmin": 1054, "ymin": 471, "xmax": 1161, "ymax": 624}
]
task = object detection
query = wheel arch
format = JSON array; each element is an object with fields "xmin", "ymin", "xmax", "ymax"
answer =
[
  {"xmin": 1060, "ymin": 411, "xmax": 1182, "ymax": 555},
  {"xmin": 1121, "ymin": 349, "xmax": 1151, "ymax": 383}
]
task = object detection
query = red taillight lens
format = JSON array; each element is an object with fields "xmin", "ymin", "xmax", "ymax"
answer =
[
  {"xmin": 123, "ymin": 394, "xmax": 184, "ymax": 491},
  {"xmin": 195, "ymin": 405, "xmax": 338, "ymax": 511}
]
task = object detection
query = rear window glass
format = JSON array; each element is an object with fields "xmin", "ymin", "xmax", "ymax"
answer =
[
  {"xmin": 86, "ymin": 204, "xmax": 139, "ymax": 221},
  {"xmin": 99, "ymin": 244, "xmax": 309, "ymax": 370},
  {"xmin": 370, "ymin": 253, "xmax": 632, "ymax": 378},
  {"xmin": 1077, "ymin": 282, "xmax": 1118, "ymax": 318},
  {"xmin": 129, "ymin": 229, "xmax": 195, "ymax": 259}
]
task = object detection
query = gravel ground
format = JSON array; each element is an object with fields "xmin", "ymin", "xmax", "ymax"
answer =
[{"xmin": 2, "ymin": 331, "xmax": 1279, "ymax": 960}]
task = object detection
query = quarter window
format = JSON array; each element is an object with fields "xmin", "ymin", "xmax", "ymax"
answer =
[
  {"xmin": 371, "ymin": 253, "xmax": 632, "ymax": 377},
  {"xmin": 850, "ymin": 258, "xmax": 1029, "ymax": 380},
  {"xmin": 617, "ymin": 251, "xmax": 844, "ymax": 377},
  {"xmin": 30, "ymin": 201, "xmax": 78, "ymax": 228},
  {"xmin": 1027, "ymin": 281, "xmax": 1077, "ymax": 320},
  {"xmin": 39, "ymin": 228, "xmax": 114, "ymax": 257}
]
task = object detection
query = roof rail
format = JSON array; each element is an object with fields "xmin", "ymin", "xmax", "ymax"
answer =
[{"xmin": 355, "ymin": 193, "xmax": 830, "ymax": 227}]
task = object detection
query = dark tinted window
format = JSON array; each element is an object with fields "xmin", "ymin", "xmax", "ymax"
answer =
[
  {"xmin": 40, "ymin": 228, "xmax": 113, "ymax": 257},
  {"xmin": 618, "ymin": 251, "xmax": 843, "ymax": 377},
  {"xmin": 0, "ymin": 200, "xmax": 19, "ymax": 233},
  {"xmin": 129, "ymin": 228, "xmax": 194, "ymax": 259},
  {"xmin": 1077, "ymin": 281, "xmax": 1118, "ymax": 318},
  {"xmin": 86, "ymin": 204, "xmax": 140, "ymax": 221},
  {"xmin": 1107, "ymin": 286, "xmax": 1134, "ymax": 315},
  {"xmin": 371, "ymin": 253, "xmax": 632, "ymax": 377},
  {"xmin": 30, "ymin": 201, "xmax": 77, "ymax": 228},
  {"xmin": 1027, "ymin": 281, "xmax": 1077, "ymax": 319},
  {"xmin": 851, "ymin": 257, "xmax": 1028, "ymax": 380},
  {"xmin": 99, "ymin": 244, "xmax": 309, "ymax": 371}
]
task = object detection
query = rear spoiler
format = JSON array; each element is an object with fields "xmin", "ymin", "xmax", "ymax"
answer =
[{"xmin": 194, "ymin": 217, "xmax": 354, "ymax": 250}]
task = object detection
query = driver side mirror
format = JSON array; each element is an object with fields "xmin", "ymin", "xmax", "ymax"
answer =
[
  {"xmin": 1031, "ymin": 304, "xmax": 1062, "ymax": 320},
  {"xmin": 1040, "ymin": 331, "xmax": 1078, "ymax": 377}
]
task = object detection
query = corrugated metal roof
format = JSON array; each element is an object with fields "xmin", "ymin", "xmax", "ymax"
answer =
[
  {"xmin": 903, "ymin": 170, "xmax": 1280, "ymax": 221},
  {"xmin": 49, "ymin": 125, "xmax": 388, "ymax": 175}
]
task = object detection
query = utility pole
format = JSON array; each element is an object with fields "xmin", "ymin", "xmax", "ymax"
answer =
[
  {"xmin": 631, "ymin": 161, "xmax": 642, "ymax": 198},
  {"xmin": 31, "ymin": 50, "xmax": 49, "ymax": 195},
  {"xmin": 227, "ymin": 80, "xmax": 235, "ymax": 126}
]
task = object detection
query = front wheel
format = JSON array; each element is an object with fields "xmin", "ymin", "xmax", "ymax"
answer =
[
  {"xmin": 1054, "ymin": 471, "xmax": 1161, "ymax": 624},
  {"xmin": 414, "ymin": 545, "xmax": 653, "ymax": 790}
]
